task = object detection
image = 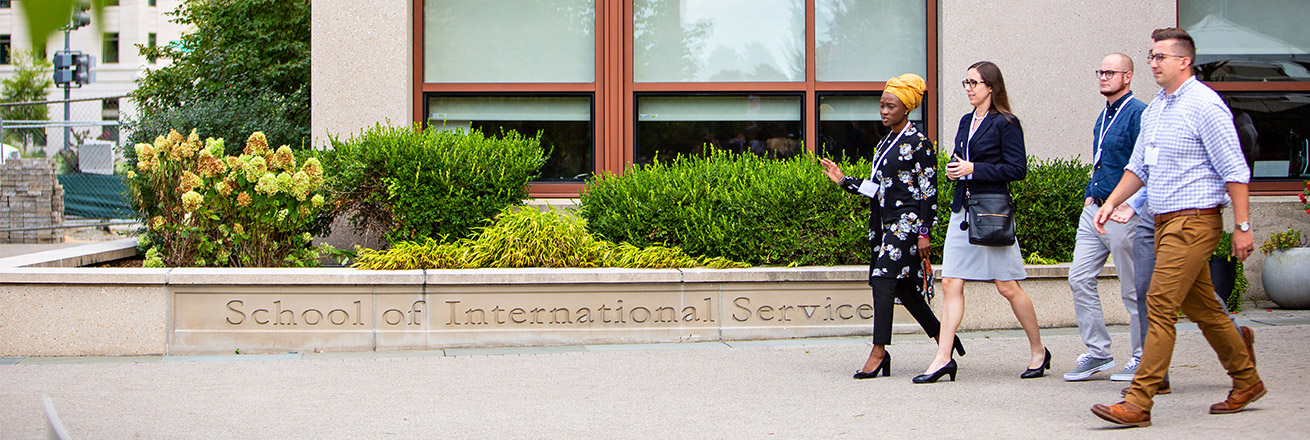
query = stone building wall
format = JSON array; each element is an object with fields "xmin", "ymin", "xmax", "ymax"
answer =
[{"xmin": 0, "ymin": 158, "xmax": 64, "ymax": 243}]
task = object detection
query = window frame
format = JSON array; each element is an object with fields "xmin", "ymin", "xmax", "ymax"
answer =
[{"xmin": 414, "ymin": 0, "xmax": 938, "ymax": 197}]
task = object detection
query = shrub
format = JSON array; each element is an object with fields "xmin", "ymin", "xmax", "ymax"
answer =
[
  {"xmin": 323, "ymin": 124, "xmax": 547, "ymax": 244},
  {"xmin": 126, "ymin": 129, "xmax": 331, "ymax": 267},
  {"xmin": 125, "ymin": 95, "xmax": 308, "ymax": 157},
  {"xmin": 930, "ymin": 154, "xmax": 1091, "ymax": 263},
  {"xmin": 579, "ymin": 149, "xmax": 869, "ymax": 266},
  {"xmin": 354, "ymin": 207, "xmax": 747, "ymax": 270},
  {"xmin": 1214, "ymin": 231, "xmax": 1247, "ymax": 313}
]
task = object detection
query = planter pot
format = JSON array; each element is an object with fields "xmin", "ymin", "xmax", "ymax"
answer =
[
  {"xmin": 1262, "ymin": 248, "xmax": 1310, "ymax": 309},
  {"xmin": 1210, "ymin": 257, "xmax": 1237, "ymax": 304}
]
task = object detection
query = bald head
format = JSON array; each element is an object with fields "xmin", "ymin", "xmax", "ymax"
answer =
[
  {"xmin": 1098, "ymin": 53, "xmax": 1134, "ymax": 101},
  {"xmin": 1103, "ymin": 53, "xmax": 1133, "ymax": 71}
]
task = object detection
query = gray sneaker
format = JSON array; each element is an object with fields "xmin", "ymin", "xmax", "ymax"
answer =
[
  {"xmin": 1110, "ymin": 357, "xmax": 1140, "ymax": 381},
  {"xmin": 1063, "ymin": 354, "xmax": 1116, "ymax": 381}
]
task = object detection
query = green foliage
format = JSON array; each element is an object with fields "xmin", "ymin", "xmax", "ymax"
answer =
[
  {"xmin": 323, "ymin": 124, "xmax": 547, "ymax": 244},
  {"xmin": 579, "ymin": 149, "xmax": 869, "ymax": 266},
  {"xmin": 1, "ymin": 50, "xmax": 54, "ymax": 147},
  {"xmin": 127, "ymin": 0, "xmax": 310, "ymax": 150},
  {"xmin": 13, "ymin": 0, "xmax": 107, "ymax": 55},
  {"xmin": 127, "ymin": 129, "xmax": 331, "ymax": 267},
  {"xmin": 354, "ymin": 207, "xmax": 748, "ymax": 270},
  {"xmin": 1260, "ymin": 228, "xmax": 1304, "ymax": 255},
  {"xmin": 1023, "ymin": 252, "xmax": 1059, "ymax": 265},
  {"xmin": 1213, "ymin": 231, "xmax": 1247, "ymax": 313},
  {"xmin": 929, "ymin": 154, "xmax": 1091, "ymax": 263}
]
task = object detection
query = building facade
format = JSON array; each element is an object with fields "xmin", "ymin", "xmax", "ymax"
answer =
[
  {"xmin": 0, "ymin": 0, "xmax": 187, "ymax": 118},
  {"xmin": 316, "ymin": 0, "xmax": 1307, "ymax": 198}
]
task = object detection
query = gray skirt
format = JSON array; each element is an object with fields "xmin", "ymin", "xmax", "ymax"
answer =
[{"xmin": 941, "ymin": 210, "xmax": 1027, "ymax": 281}]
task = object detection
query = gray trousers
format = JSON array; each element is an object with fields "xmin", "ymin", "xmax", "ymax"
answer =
[{"xmin": 1070, "ymin": 204, "xmax": 1142, "ymax": 359}]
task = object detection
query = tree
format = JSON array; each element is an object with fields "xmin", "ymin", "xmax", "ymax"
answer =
[
  {"xmin": 127, "ymin": 0, "xmax": 310, "ymax": 154},
  {"xmin": 1, "ymin": 50, "xmax": 54, "ymax": 147}
]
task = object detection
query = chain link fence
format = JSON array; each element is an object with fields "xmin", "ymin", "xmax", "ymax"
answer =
[{"xmin": 1, "ymin": 96, "xmax": 136, "ymax": 220}]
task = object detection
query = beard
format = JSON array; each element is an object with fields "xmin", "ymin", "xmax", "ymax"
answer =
[{"xmin": 1101, "ymin": 83, "xmax": 1127, "ymax": 97}]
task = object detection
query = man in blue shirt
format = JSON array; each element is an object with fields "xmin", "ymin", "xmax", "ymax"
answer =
[
  {"xmin": 1064, "ymin": 53, "xmax": 1147, "ymax": 382},
  {"xmin": 1090, "ymin": 27, "xmax": 1263, "ymax": 428}
]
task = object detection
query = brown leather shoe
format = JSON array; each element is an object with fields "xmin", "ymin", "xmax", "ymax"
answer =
[
  {"xmin": 1210, "ymin": 381, "xmax": 1266, "ymax": 414},
  {"xmin": 1092, "ymin": 401, "xmax": 1151, "ymax": 427},
  {"xmin": 1121, "ymin": 381, "xmax": 1170, "ymax": 396},
  {"xmin": 1239, "ymin": 326, "xmax": 1256, "ymax": 366}
]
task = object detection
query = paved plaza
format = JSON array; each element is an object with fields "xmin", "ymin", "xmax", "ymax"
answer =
[{"xmin": 2, "ymin": 309, "xmax": 1307, "ymax": 439}]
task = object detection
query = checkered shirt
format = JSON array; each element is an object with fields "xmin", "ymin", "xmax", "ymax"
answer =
[{"xmin": 1125, "ymin": 77, "xmax": 1250, "ymax": 215}]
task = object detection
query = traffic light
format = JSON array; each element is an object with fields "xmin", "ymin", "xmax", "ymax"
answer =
[
  {"xmin": 70, "ymin": 1, "xmax": 92, "ymax": 30},
  {"xmin": 53, "ymin": 52, "xmax": 76, "ymax": 86},
  {"xmin": 74, "ymin": 53, "xmax": 96, "ymax": 86}
]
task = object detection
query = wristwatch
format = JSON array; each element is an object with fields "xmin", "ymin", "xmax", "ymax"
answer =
[{"xmin": 1236, "ymin": 221, "xmax": 1251, "ymax": 232}]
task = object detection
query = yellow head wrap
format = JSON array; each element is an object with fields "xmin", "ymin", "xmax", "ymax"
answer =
[{"xmin": 885, "ymin": 73, "xmax": 927, "ymax": 112}]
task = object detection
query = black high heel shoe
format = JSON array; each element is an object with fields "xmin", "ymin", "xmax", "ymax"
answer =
[
  {"xmin": 1020, "ymin": 348, "xmax": 1052, "ymax": 379},
  {"xmin": 953, "ymin": 336, "xmax": 966, "ymax": 357},
  {"xmin": 912, "ymin": 359, "xmax": 957, "ymax": 384},
  {"xmin": 854, "ymin": 352, "xmax": 891, "ymax": 379}
]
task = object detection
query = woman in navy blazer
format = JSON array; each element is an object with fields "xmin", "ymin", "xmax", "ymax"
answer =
[{"xmin": 913, "ymin": 61, "xmax": 1050, "ymax": 384}]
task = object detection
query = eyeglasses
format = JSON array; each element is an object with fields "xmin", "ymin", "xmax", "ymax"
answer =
[
  {"xmin": 961, "ymin": 79, "xmax": 986, "ymax": 90},
  {"xmin": 1146, "ymin": 52, "xmax": 1187, "ymax": 64},
  {"xmin": 1095, "ymin": 70, "xmax": 1129, "ymax": 80}
]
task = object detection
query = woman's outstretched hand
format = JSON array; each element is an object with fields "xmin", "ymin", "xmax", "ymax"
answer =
[{"xmin": 819, "ymin": 158, "xmax": 845, "ymax": 184}]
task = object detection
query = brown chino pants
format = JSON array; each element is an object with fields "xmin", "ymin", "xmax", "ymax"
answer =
[{"xmin": 1123, "ymin": 213, "xmax": 1260, "ymax": 411}]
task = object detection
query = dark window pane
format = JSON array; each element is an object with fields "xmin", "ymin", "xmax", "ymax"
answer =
[
  {"xmin": 1222, "ymin": 93, "xmax": 1310, "ymax": 180},
  {"xmin": 426, "ymin": 95, "xmax": 594, "ymax": 182},
  {"xmin": 103, "ymin": 33, "xmax": 119, "ymax": 64},
  {"xmin": 635, "ymin": 94, "xmax": 802, "ymax": 165},
  {"xmin": 0, "ymin": 34, "xmax": 10, "ymax": 65},
  {"xmin": 817, "ymin": 93, "xmax": 924, "ymax": 163}
]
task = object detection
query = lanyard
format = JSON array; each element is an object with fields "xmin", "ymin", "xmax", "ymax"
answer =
[
  {"xmin": 1094, "ymin": 92, "xmax": 1132, "ymax": 165},
  {"xmin": 870, "ymin": 123, "xmax": 913, "ymax": 180}
]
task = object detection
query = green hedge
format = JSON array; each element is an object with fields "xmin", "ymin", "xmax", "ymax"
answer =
[
  {"xmin": 323, "ymin": 124, "xmax": 546, "ymax": 244},
  {"xmin": 579, "ymin": 149, "xmax": 870, "ymax": 266},
  {"xmin": 581, "ymin": 149, "xmax": 1090, "ymax": 266},
  {"xmin": 930, "ymin": 154, "xmax": 1091, "ymax": 263}
]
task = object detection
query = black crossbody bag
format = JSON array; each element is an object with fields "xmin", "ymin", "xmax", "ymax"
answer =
[{"xmin": 962, "ymin": 185, "xmax": 1017, "ymax": 246}]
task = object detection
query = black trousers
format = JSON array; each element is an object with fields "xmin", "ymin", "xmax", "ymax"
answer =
[{"xmin": 870, "ymin": 277, "xmax": 943, "ymax": 345}]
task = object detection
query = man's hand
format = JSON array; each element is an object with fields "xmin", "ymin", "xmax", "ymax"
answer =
[
  {"xmin": 1109, "ymin": 203, "xmax": 1136, "ymax": 224},
  {"xmin": 1233, "ymin": 230, "xmax": 1254, "ymax": 262},
  {"xmin": 1084, "ymin": 197, "xmax": 1094, "ymax": 207},
  {"xmin": 819, "ymin": 158, "xmax": 845, "ymax": 184},
  {"xmin": 1093, "ymin": 203, "xmax": 1116, "ymax": 234}
]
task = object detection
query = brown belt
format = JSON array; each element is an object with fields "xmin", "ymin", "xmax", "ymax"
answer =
[{"xmin": 1154, "ymin": 207, "xmax": 1221, "ymax": 224}]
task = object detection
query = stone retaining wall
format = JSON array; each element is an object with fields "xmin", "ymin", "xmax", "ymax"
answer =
[{"xmin": 0, "ymin": 265, "xmax": 1126, "ymax": 356}]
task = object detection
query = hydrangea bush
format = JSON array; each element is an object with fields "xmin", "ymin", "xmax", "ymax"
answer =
[{"xmin": 127, "ymin": 129, "xmax": 331, "ymax": 267}]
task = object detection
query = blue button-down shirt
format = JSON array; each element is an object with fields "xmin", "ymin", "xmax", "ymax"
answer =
[
  {"xmin": 1087, "ymin": 92, "xmax": 1145, "ymax": 200},
  {"xmin": 1125, "ymin": 77, "xmax": 1250, "ymax": 215}
]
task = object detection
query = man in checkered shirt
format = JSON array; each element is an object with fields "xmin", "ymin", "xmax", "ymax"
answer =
[{"xmin": 1086, "ymin": 27, "xmax": 1264, "ymax": 428}]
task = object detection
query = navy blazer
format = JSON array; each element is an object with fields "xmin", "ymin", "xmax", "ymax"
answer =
[{"xmin": 950, "ymin": 111, "xmax": 1027, "ymax": 212}]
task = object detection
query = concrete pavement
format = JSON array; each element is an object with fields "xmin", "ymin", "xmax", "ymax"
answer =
[{"xmin": 2, "ymin": 309, "xmax": 1307, "ymax": 439}]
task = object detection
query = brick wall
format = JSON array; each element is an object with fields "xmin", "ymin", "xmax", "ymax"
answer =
[{"xmin": 0, "ymin": 159, "xmax": 65, "ymax": 243}]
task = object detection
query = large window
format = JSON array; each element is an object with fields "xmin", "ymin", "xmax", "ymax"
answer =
[
  {"xmin": 419, "ymin": 0, "xmax": 935, "ymax": 196},
  {"xmin": 635, "ymin": 94, "xmax": 803, "ymax": 164},
  {"xmin": 1182, "ymin": 0, "xmax": 1310, "ymax": 190},
  {"xmin": 103, "ymin": 32, "xmax": 120, "ymax": 64},
  {"xmin": 427, "ymin": 96, "xmax": 595, "ymax": 181},
  {"xmin": 0, "ymin": 35, "xmax": 10, "ymax": 65}
]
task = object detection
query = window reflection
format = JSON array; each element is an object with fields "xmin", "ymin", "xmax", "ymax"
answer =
[
  {"xmin": 424, "ymin": 0, "xmax": 595, "ymax": 83},
  {"xmin": 427, "ymin": 96, "xmax": 594, "ymax": 182},
  {"xmin": 815, "ymin": 0, "xmax": 927, "ymax": 82},
  {"xmin": 635, "ymin": 95, "xmax": 803, "ymax": 165},
  {"xmin": 1182, "ymin": 0, "xmax": 1310, "ymax": 82},
  {"xmin": 1221, "ymin": 93, "xmax": 1310, "ymax": 180},
  {"xmin": 633, "ymin": 0, "xmax": 804, "ymax": 82}
]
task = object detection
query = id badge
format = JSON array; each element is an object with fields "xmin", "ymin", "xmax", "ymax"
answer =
[{"xmin": 1144, "ymin": 147, "xmax": 1159, "ymax": 166}]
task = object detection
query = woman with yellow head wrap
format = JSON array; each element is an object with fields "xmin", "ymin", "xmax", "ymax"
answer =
[{"xmin": 819, "ymin": 73, "xmax": 960, "ymax": 380}]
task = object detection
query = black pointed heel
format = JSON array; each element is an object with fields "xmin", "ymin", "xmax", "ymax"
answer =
[
  {"xmin": 854, "ymin": 352, "xmax": 891, "ymax": 379},
  {"xmin": 1020, "ymin": 348, "xmax": 1052, "ymax": 379},
  {"xmin": 953, "ymin": 336, "xmax": 966, "ymax": 357},
  {"xmin": 913, "ymin": 359, "xmax": 957, "ymax": 384}
]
